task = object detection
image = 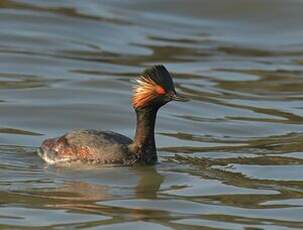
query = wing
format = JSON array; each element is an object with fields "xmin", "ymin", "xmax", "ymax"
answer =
[{"xmin": 39, "ymin": 129, "xmax": 133, "ymax": 165}]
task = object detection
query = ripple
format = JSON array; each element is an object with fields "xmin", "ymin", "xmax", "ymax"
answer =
[
  {"xmin": 99, "ymin": 199, "xmax": 303, "ymax": 222},
  {"xmin": 215, "ymin": 164, "xmax": 303, "ymax": 181},
  {"xmin": 0, "ymin": 206, "xmax": 108, "ymax": 227}
]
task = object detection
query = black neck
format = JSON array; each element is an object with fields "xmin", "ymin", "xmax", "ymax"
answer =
[{"xmin": 130, "ymin": 107, "xmax": 159, "ymax": 163}]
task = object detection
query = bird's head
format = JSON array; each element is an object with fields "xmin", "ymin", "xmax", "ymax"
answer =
[{"xmin": 132, "ymin": 65, "xmax": 187, "ymax": 110}]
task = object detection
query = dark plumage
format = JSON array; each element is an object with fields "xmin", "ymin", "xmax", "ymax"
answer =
[
  {"xmin": 38, "ymin": 65, "xmax": 187, "ymax": 166},
  {"xmin": 142, "ymin": 65, "xmax": 175, "ymax": 93}
]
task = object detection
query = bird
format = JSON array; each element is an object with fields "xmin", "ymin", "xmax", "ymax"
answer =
[{"xmin": 38, "ymin": 65, "xmax": 187, "ymax": 166}]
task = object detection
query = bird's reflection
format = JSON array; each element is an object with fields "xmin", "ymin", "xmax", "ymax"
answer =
[
  {"xmin": 131, "ymin": 166, "xmax": 165, "ymax": 199},
  {"xmin": 35, "ymin": 165, "xmax": 165, "ymax": 216}
]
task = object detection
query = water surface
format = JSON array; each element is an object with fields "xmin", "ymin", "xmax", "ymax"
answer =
[{"xmin": 1, "ymin": 0, "xmax": 303, "ymax": 229}]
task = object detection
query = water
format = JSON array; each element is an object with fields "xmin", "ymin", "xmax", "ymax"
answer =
[{"xmin": 1, "ymin": 0, "xmax": 303, "ymax": 229}]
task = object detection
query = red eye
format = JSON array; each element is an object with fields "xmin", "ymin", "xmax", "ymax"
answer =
[{"xmin": 155, "ymin": 85, "xmax": 166, "ymax": 95}]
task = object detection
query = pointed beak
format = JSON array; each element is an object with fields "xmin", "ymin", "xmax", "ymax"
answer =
[{"xmin": 170, "ymin": 92, "xmax": 189, "ymax": 102}]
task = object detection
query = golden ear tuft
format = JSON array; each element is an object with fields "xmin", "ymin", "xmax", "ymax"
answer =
[{"xmin": 132, "ymin": 76, "xmax": 166, "ymax": 109}]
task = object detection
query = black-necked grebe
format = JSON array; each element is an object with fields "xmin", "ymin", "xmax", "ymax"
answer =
[{"xmin": 38, "ymin": 65, "xmax": 187, "ymax": 165}]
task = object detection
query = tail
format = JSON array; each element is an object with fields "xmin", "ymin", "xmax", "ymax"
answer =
[
  {"xmin": 38, "ymin": 138, "xmax": 70, "ymax": 165},
  {"xmin": 37, "ymin": 146, "xmax": 58, "ymax": 165}
]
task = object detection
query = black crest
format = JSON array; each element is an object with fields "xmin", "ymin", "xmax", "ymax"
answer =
[{"xmin": 142, "ymin": 65, "xmax": 175, "ymax": 92}]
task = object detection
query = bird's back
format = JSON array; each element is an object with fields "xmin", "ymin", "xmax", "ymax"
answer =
[{"xmin": 39, "ymin": 129, "xmax": 134, "ymax": 165}]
